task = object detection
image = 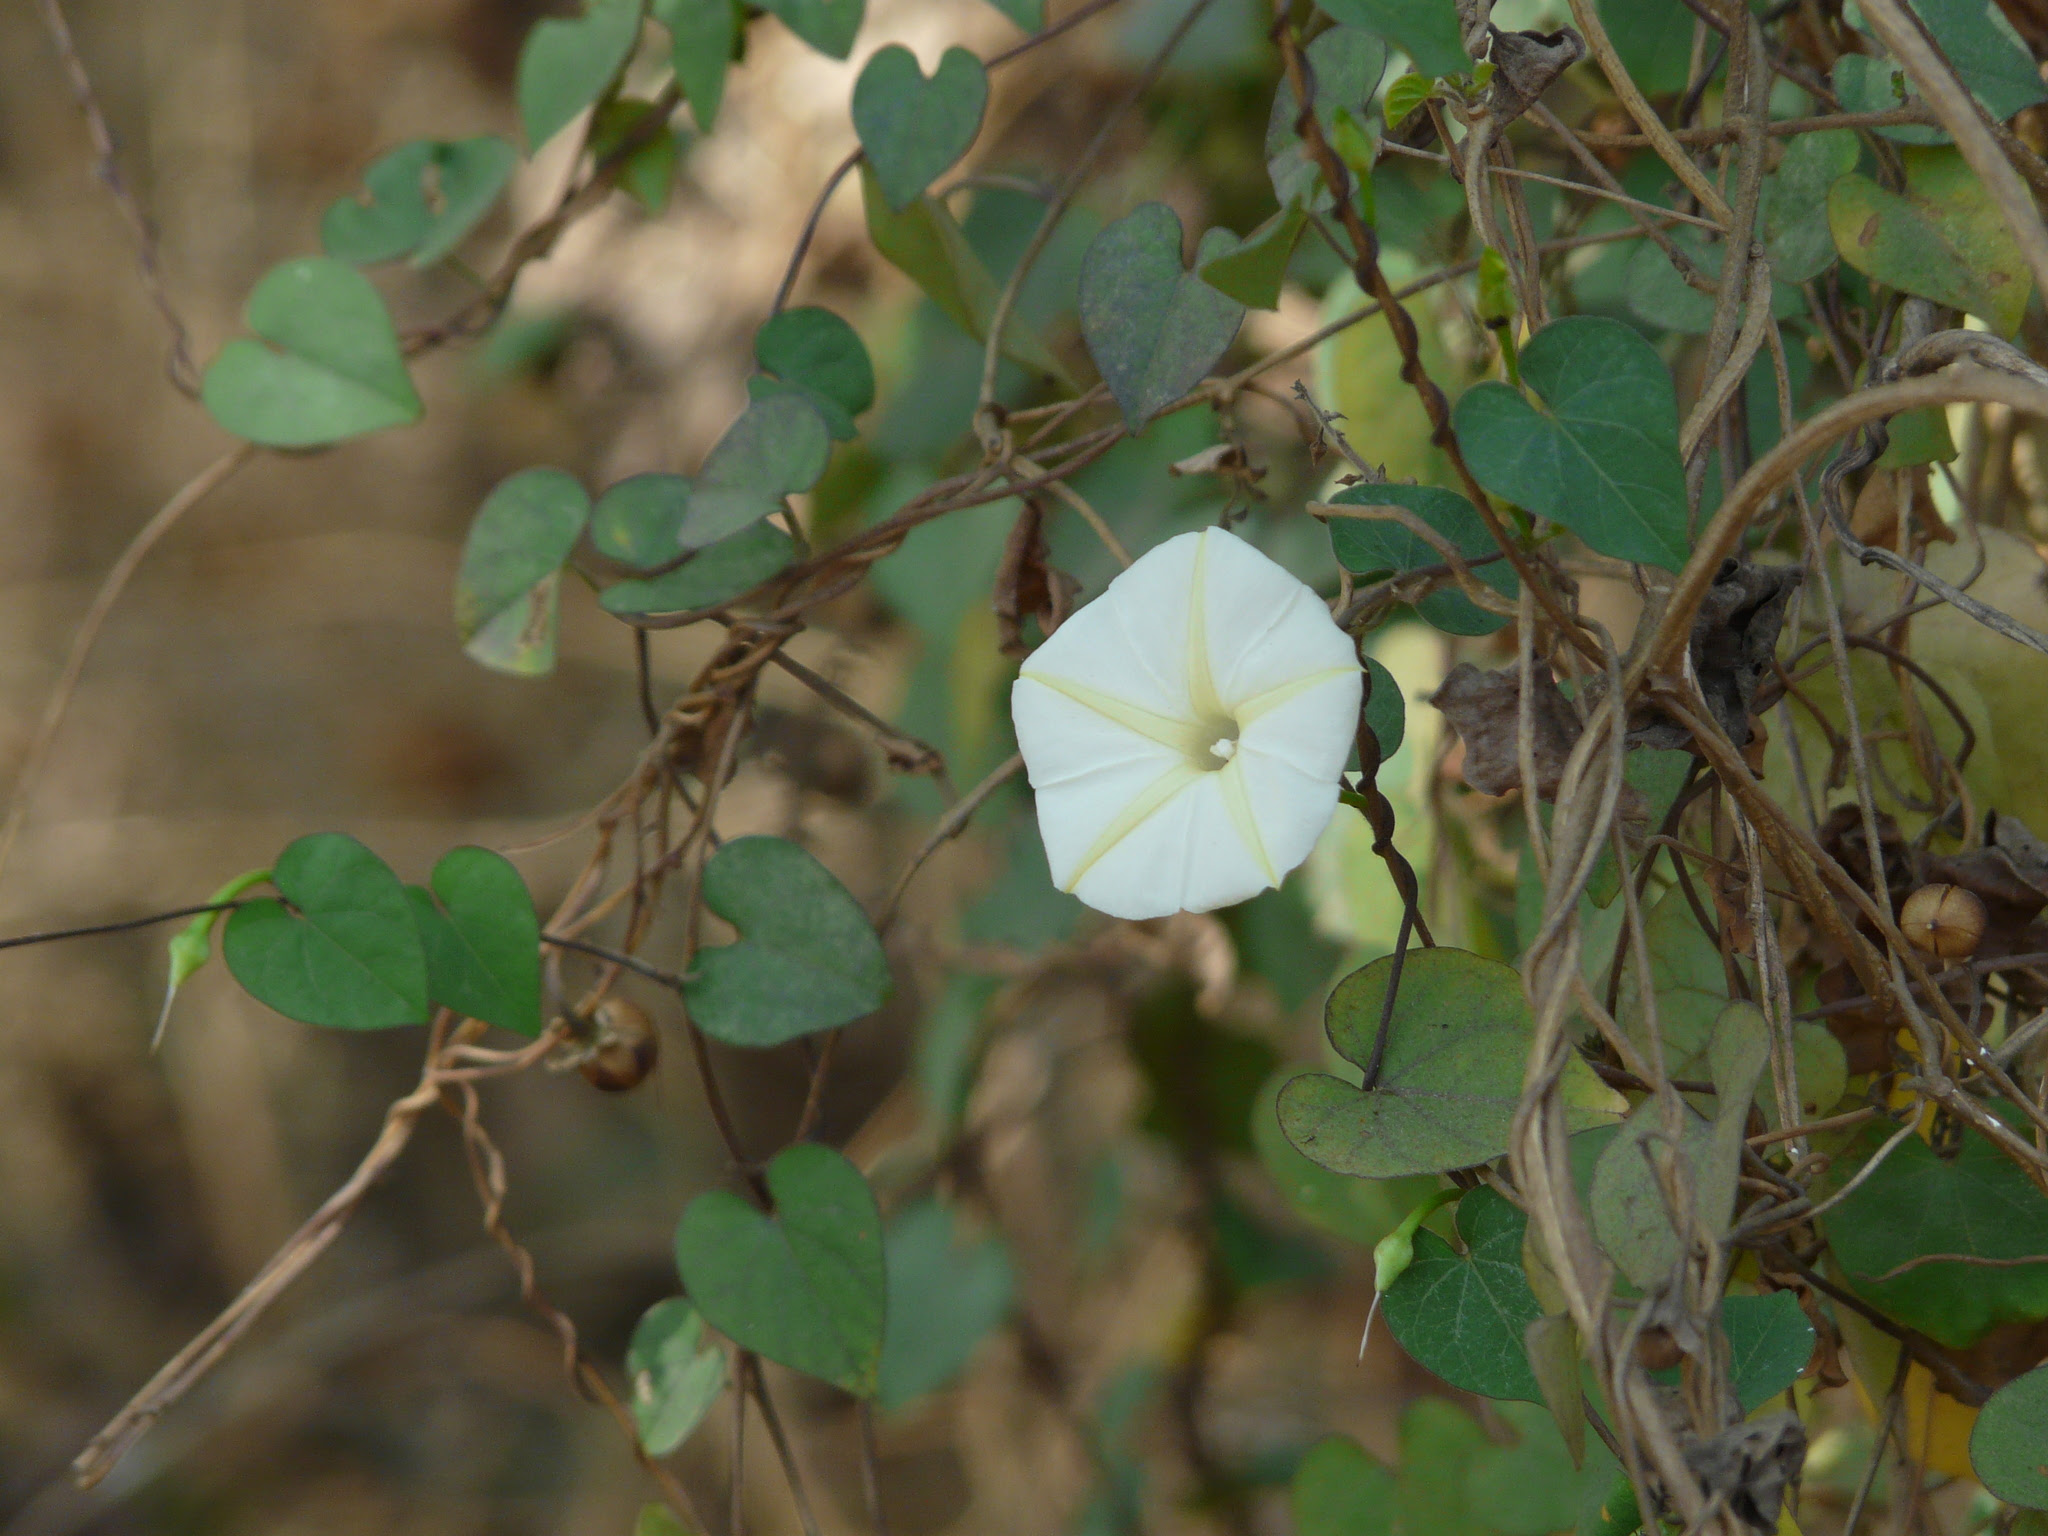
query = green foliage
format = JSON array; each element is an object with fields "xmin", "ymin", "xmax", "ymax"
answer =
[
  {"xmin": 683, "ymin": 836, "xmax": 891, "ymax": 1047},
  {"xmin": 1381, "ymin": 71, "xmax": 1434, "ymax": 128},
  {"xmin": 1454, "ymin": 316, "xmax": 1689, "ymax": 572},
  {"xmin": 1381, "ymin": 1187, "xmax": 1543, "ymax": 1401},
  {"xmin": 405, "ymin": 846, "xmax": 543, "ymax": 1038},
  {"xmin": 674, "ymin": 1144, "xmax": 885, "ymax": 1394},
  {"xmin": 1197, "ymin": 199, "xmax": 1308, "ymax": 310},
  {"xmin": 517, "ymin": 0, "xmax": 645, "ymax": 151},
  {"xmin": 455, "ymin": 468, "xmax": 590, "ymax": 677},
  {"xmin": 1252, "ymin": 1070, "xmax": 1437, "ymax": 1247},
  {"xmin": 1278, "ymin": 947, "xmax": 1619, "ymax": 1179},
  {"xmin": 591, "ymin": 473, "xmax": 694, "ymax": 567},
  {"xmin": 652, "ymin": 0, "xmax": 738, "ymax": 129},
  {"xmin": 853, "ymin": 46, "xmax": 988, "ymax": 212},
  {"xmin": 321, "ymin": 137, "xmax": 517, "ymax": 267},
  {"xmin": 1972, "ymin": 1361, "xmax": 2048, "ymax": 1510},
  {"xmin": 1761, "ymin": 129, "xmax": 1858, "ymax": 284},
  {"xmin": 758, "ymin": 0, "xmax": 863, "ymax": 60},
  {"xmin": 1825, "ymin": 1117, "xmax": 2048, "ymax": 1348},
  {"xmin": 1079, "ymin": 203, "xmax": 1245, "ymax": 430},
  {"xmin": 600, "ymin": 522, "xmax": 795, "ymax": 616},
  {"xmin": 1829, "ymin": 146, "xmax": 2034, "ymax": 336},
  {"xmin": 1129, "ymin": 983, "xmax": 1277, "ymax": 1157},
  {"xmin": 224, "ymin": 834, "xmax": 428, "ymax": 1030},
  {"xmin": 626, "ymin": 1299, "xmax": 727, "ymax": 1456},
  {"xmin": 1265, "ymin": 27, "xmax": 1389, "ymax": 208},
  {"xmin": 1616, "ymin": 887, "xmax": 1734, "ymax": 1083},
  {"xmin": 590, "ymin": 99, "xmax": 683, "ymax": 213},
  {"xmin": 753, "ymin": 306, "xmax": 876, "ymax": 440},
  {"xmin": 1327, "ymin": 483, "xmax": 1517, "ymax": 636},
  {"xmin": 1313, "ymin": 0, "xmax": 1464, "ymax": 80},
  {"xmin": 683, "ymin": 393, "xmax": 831, "ymax": 547},
  {"xmin": 201, "ymin": 257, "xmax": 422, "ymax": 447},
  {"xmin": 1722, "ymin": 1291, "xmax": 1814, "ymax": 1413},
  {"xmin": 877, "ymin": 1200, "xmax": 1015, "ymax": 1410},
  {"xmin": 635, "ymin": 1506, "xmax": 691, "ymax": 1536},
  {"xmin": 1291, "ymin": 1435, "xmax": 1395, "ymax": 1536},
  {"xmin": 1363, "ymin": 656, "xmax": 1406, "ymax": 761},
  {"xmin": 1911, "ymin": 0, "xmax": 2048, "ymax": 121}
]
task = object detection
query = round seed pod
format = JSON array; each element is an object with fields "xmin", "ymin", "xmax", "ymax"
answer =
[
  {"xmin": 1899, "ymin": 883, "xmax": 1988, "ymax": 960},
  {"xmin": 579, "ymin": 996, "xmax": 658, "ymax": 1092}
]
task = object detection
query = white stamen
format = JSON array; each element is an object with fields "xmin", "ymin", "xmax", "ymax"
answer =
[{"xmin": 1209, "ymin": 737, "xmax": 1237, "ymax": 761}]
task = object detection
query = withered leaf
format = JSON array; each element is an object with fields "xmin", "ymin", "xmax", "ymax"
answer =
[
  {"xmin": 1431, "ymin": 662, "xmax": 1583, "ymax": 800},
  {"xmin": 993, "ymin": 499, "xmax": 1078, "ymax": 658},
  {"xmin": 1679, "ymin": 1413, "xmax": 1806, "ymax": 1533},
  {"xmin": 1632, "ymin": 559, "xmax": 1802, "ymax": 753},
  {"xmin": 1484, "ymin": 27, "xmax": 1585, "ymax": 127}
]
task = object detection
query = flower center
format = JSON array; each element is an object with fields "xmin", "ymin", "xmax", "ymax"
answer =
[{"xmin": 1196, "ymin": 719, "xmax": 1239, "ymax": 770}]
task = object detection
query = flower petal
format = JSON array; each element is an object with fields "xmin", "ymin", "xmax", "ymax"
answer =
[
  {"xmin": 1237, "ymin": 668, "xmax": 1363, "ymax": 780},
  {"xmin": 1067, "ymin": 773, "xmax": 1206, "ymax": 919},
  {"xmin": 1176, "ymin": 764, "xmax": 1284, "ymax": 910},
  {"xmin": 1197, "ymin": 529, "xmax": 1357, "ymax": 709},
  {"xmin": 1021, "ymin": 532, "xmax": 1203, "ymax": 719},
  {"xmin": 1235, "ymin": 740, "xmax": 1346, "ymax": 879},
  {"xmin": 1011, "ymin": 675, "xmax": 1183, "ymax": 789}
]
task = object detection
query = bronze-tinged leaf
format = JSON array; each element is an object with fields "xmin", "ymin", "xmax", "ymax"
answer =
[{"xmin": 1430, "ymin": 662, "xmax": 1584, "ymax": 801}]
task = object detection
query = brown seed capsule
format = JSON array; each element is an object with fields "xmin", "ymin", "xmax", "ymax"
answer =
[
  {"xmin": 1899, "ymin": 883, "xmax": 1988, "ymax": 960},
  {"xmin": 579, "ymin": 996, "xmax": 659, "ymax": 1092},
  {"xmin": 1635, "ymin": 1326, "xmax": 1685, "ymax": 1373}
]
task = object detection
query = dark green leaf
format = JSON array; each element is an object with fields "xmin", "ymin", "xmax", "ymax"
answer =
[
  {"xmin": 224, "ymin": 833, "xmax": 427, "ymax": 1030},
  {"xmin": 601, "ymin": 521, "xmax": 793, "ymax": 617},
  {"xmin": 1278, "ymin": 947, "xmax": 1620, "ymax": 1178},
  {"xmin": 1196, "ymin": 201, "xmax": 1308, "ymax": 310},
  {"xmin": 862, "ymin": 167, "xmax": 1072, "ymax": 382},
  {"xmin": 1251, "ymin": 1070, "xmax": 1438, "ymax": 1247},
  {"xmin": 877, "ymin": 1199, "xmax": 1014, "ymax": 1410},
  {"xmin": 1328, "ymin": 482, "xmax": 1517, "ymax": 636},
  {"xmin": 627, "ymin": 1298, "xmax": 727, "ymax": 1456},
  {"xmin": 755, "ymin": 306, "xmax": 875, "ymax": 439},
  {"xmin": 1913, "ymin": 0, "xmax": 2048, "ymax": 121},
  {"xmin": 981, "ymin": 0, "xmax": 1041, "ymax": 28},
  {"xmin": 1972, "ymin": 1362, "xmax": 2048, "ymax": 1510},
  {"xmin": 674, "ymin": 1143, "xmax": 885, "ymax": 1394},
  {"xmin": 1394, "ymin": 1399, "xmax": 1495, "ymax": 1536},
  {"xmin": 1382, "ymin": 1187, "xmax": 1544, "ymax": 1401},
  {"xmin": 758, "ymin": 0, "xmax": 862, "ymax": 58},
  {"xmin": 1453, "ymin": 315, "xmax": 1689, "ymax": 571},
  {"xmin": 1467, "ymin": 1402, "xmax": 1602, "ymax": 1535},
  {"xmin": 1079, "ymin": 202, "xmax": 1245, "ymax": 430},
  {"xmin": 1265, "ymin": 27, "xmax": 1391, "ymax": 208},
  {"xmin": 652, "ymin": 0, "xmax": 738, "ymax": 129},
  {"xmin": 1313, "ymin": 0, "xmax": 1464, "ymax": 80},
  {"xmin": 454, "ymin": 468, "xmax": 590, "ymax": 677},
  {"xmin": 1624, "ymin": 229, "xmax": 1805, "ymax": 336},
  {"xmin": 1291, "ymin": 1435, "xmax": 1395, "ymax": 1536},
  {"xmin": 1723, "ymin": 1291, "xmax": 1814, "ymax": 1414},
  {"xmin": 675, "ymin": 393, "xmax": 830, "ymax": 549},
  {"xmin": 1364, "ymin": 655, "xmax": 1406, "ymax": 762},
  {"xmin": 591, "ymin": 99, "xmax": 681, "ymax": 214},
  {"xmin": 1831, "ymin": 53, "xmax": 1947, "ymax": 143},
  {"xmin": 1829, "ymin": 145, "xmax": 2033, "ymax": 335},
  {"xmin": 853, "ymin": 45, "xmax": 988, "ymax": 212},
  {"xmin": 1825, "ymin": 1118, "xmax": 2048, "ymax": 1348},
  {"xmin": 416, "ymin": 138, "xmax": 520, "ymax": 268},
  {"xmin": 1762, "ymin": 129, "xmax": 1858, "ymax": 283},
  {"xmin": 201, "ymin": 257, "xmax": 423, "ymax": 447},
  {"xmin": 1617, "ymin": 887, "xmax": 1733, "ymax": 1081},
  {"xmin": 517, "ymin": 0, "xmax": 645, "ymax": 151},
  {"xmin": 407, "ymin": 846, "xmax": 541, "ymax": 1036},
  {"xmin": 591, "ymin": 473, "xmax": 692, "ymax": 568},
  {"xmin": 1597, "ymin": 0, "xmax": 1691, "ymax": 93},
  {"xmin": 684, "ymin": 835, "xmax": 891, "ymax": 1047}
]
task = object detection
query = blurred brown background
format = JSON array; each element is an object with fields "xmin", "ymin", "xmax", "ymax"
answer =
[{"xmin": 0, "ymin": 1, "xmax": 1422, "ymax": 1531}]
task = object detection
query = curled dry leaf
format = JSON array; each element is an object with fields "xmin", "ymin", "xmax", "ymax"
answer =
[
  {"xmin": 1430, "ymin": 662, "xmax": 1648, "ymax": 815},
  {"xmin": 993, "ymin": 500, "xmax": 1079, "ymax": 659},
  {"xmin": 1631, "ymin": 558, "xmax": 1802, "ymax": 752},
  {"xmin": 1483, "ymin": 27, "xmax": 1585, "ymax": 127},
  {"xmin": 1677, "ymin": 1413, "xmax": 1806, "ymax": 1533}
]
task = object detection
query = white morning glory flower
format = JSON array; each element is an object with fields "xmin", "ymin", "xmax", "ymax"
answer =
[{"xmin": 1011, "ymin": 526, "xmax": 1362, "ymax": 920}]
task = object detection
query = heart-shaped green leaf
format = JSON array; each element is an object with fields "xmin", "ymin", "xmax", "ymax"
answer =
[
  {"xmin": 1328, "ymin": 482, "xmax": 1517, "ymax": 636},
  {"xmin": 1292, "ymin": 1436, "xmax": 1395, "ymax": 1536},
  {"xmin": 1278, "ymin": 947, "xmax": 1620, "ymax": 1179},
  {"xmin": 1972, "ymin": 1362, "xmax": 2048, "ymax": 1510},
  {"xmin": 592, "ymin": 473, "xmax": 693, "ymax": 568},
  {"xmin": 325, "ymin": 138, "xmax": 519, "ymax": 269},
  {"xmin": 1363, "ymin": 656, "xmax": 1406, "ymax": 761},
  {"xmin": 1590, "ymin": 1099, "xmax": 1734, "ymax": 1289},
  {"xmin": 201, "ymin": 258, "xmax": 423, "ymax": 447},
  {"xmin": 626, "ymin": 1298, "xmax": 728, "ymax": 1456},
  {"xmin": 754, "ymin": 306, "xmax": 875, "ymax": 440},
  {"xmin": 1197, "ymin": 200, "xmax": 1308, "ymax": 310},
  {"xmin": 1312, "ymin": 0, "xmax": 1465, "ymax": 76},
  {"xmin": 652, "ymin": 0, "xmax": 738, "ymax": 129},
  {"xmin": 1080, "ymin": 203, "xmax": 1245, "ymax": 430},
  {"xmin": 601, "ymin": 521, "xmax": 794, "ymax": 617},
  {"xmin": 1825, "ymin": 1116, "xmax": 2048, "ymax": 1348},
  {"xmin": 1722, "ymin": 1291, "xmax": 1814, "ymax": 1414},
  {"xmin": 1829, "ymin": 145, "xmax": 2033, "ymax": 336},
  {"xmin": 1453, "ymin": 315, "xmax": 1689, "ymax": 572},
  {"xmin": 417, "ymin": 138, "xmax": 521, "ymax": 266},
  {"xmin": 1761, "ymin": 128, "xmax": 1857, "ymax": 284},
  {"xmin": 684, "ymin": 835, "xmax": 891, "ymax": 1047},
  {"xmin": 877, "ymin": 1199, "xmax": 1015, "ymax": 1410},
  {"xmin": 455, "ymin": 468, "xmax": 591, "ymax": 677},
  {"xmin": 1616, "ymin": 887, "xmax": 1737, "ymax": 1082},
  {"xmin": 518, "ymin": 0, "xmax": 645, "ymax": 151},
  {"xmin": 758, "ymin": 0, "xmax": 862, "ymax": 58},
  {"xmin": 675, "ymin": 1143, "xmax": 885, "ymax": 1393},
  {"xmin": 1265, "ymin": 27, "xmax": 1390, "ymax": 208},
  {"xmin": 1623, "ymin": 229, "xmax": 1805, "ymax": 336},
  {"xmin": 407, "ymin": 846, "xmax": 541, "ymax": 1036},
  {"xmin": 1382, "ymin": 1187, "xmax": 1544, "ymax": 1402},
  {"xmin": 224, "ymin": 833, "xmax": 427, "ymax": 1030},
  {"xmin": 1251, "ymin": 1072, "xmax": 1436, "ymax": 1247},
  {"xmin": 1916, "ymin": 0, "xmax": 2048, "ymax": 121},
  {"xmin": 675, "ymin": 394, "xmax": 830, "ymax": 550},
  {"xmin": 861, "ymin": 167, "xmax": 1072, "ymax": 383},
  {"xmin": 854, "ymin": 46, "xmax": 988, "ymax": 212}
]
